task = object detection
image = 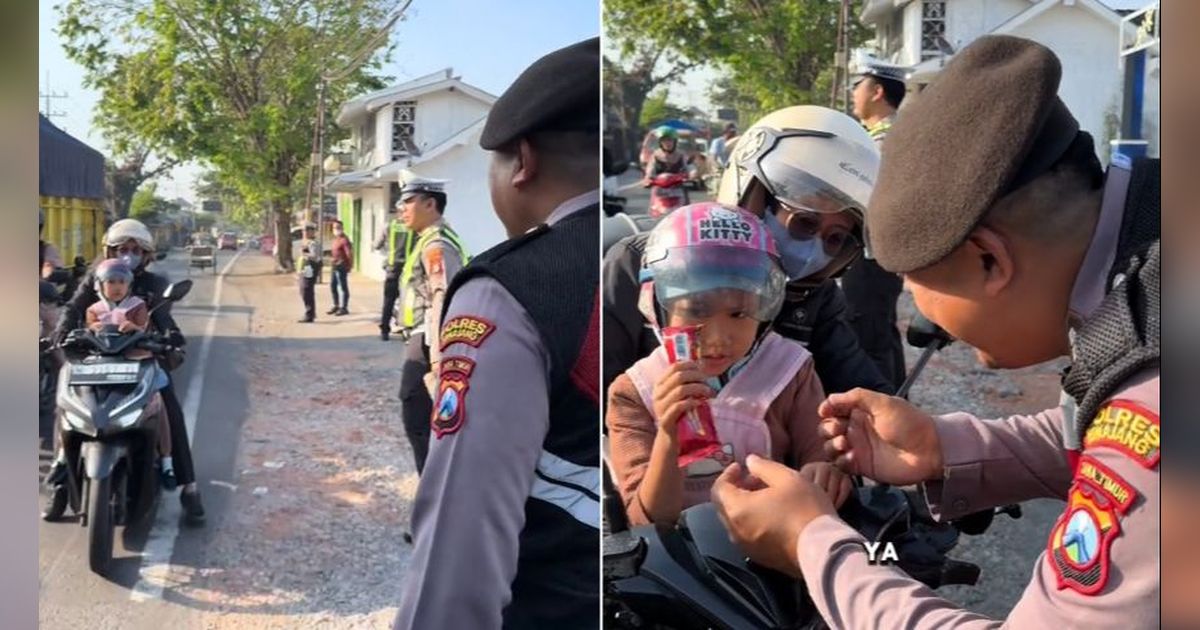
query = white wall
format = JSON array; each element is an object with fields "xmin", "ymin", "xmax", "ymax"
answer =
[
  {"xmin": 1009, "ymin": 4, "xmax": 1124, "ymax": 163},
  {"xmin": 412, "ymin": 91, "xmax": 491, "ymax": 154},
  {"xmin": 408, "ymin": 129, "xmax": 507, "ymax": 258}
]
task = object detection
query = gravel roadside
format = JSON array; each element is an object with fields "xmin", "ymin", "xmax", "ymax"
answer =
[{"xmin": 181, "ymin": 254, "xmax": 415, "ymax": 629}]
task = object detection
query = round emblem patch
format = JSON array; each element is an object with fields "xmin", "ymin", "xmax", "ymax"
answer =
[
  {"xmin": 436, "ymin": 388, "xmax": 459, "ymax": 421},
  {"xmin": 709, "ymin": 206, "xmax": 741, "ymax": 221}
]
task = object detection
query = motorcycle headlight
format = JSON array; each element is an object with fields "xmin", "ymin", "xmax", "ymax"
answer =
[
  {"xmin": 114, "ymin": 409, "xmax": 142, "ymax": 429},
  {"xmin": 62, "ymin": 410, "xmax": 96, "ymax": 436}
]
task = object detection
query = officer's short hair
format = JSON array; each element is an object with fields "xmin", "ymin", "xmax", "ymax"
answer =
[
  {"xmin": 503, "ymin": 128, "xmax": 599, "ymax": 189},
  {"xmin": 423, "ymin": 192, "xmax": 447, "ymax": 214},
  {"xmin": 984, "ymin": 132, "xmax": 1103, "ymax": 243},
  {"xmin": 869, "ymin": 76, "xmax": 906, "ymax": 109}
]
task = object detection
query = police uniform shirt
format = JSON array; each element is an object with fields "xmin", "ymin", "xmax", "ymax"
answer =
[
  {"xmin": 407, "ymin": 218, "xmax": 466, "ymax": 346},
  {"xmin": 794, "ymin": 157, "xmax": 1160, "ymax": 628},
  {"xmin": 394, "ymin": 190, "xmax": 599, "ymax": 629}
]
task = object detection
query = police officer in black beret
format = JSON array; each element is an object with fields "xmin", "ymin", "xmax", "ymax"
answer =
[
  {"xmin": 396, "ymin": 36, "xmax": 600, "ymax": 630},
  {"xmin": 711, "ymin": 35, "xmax": 1159, "ymax": 628}
]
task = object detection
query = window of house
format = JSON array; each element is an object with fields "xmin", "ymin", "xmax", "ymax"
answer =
[
  {"xmin": 359, "ymin": 116, "xmax": 376, "ymax": 165},
  {"xmin": 921, "ymin": 0, "xmax": 947, "ymax": 61},
  {"xmin": 392, "ymin": 100, "xmax": 417, "ymax": 160}
]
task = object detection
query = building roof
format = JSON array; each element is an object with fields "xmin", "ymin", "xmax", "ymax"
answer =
[
  {"xmin": 994, "ymin": 0, "xmax": 1121, "ymax": 34},
  {"xmin": 335, "ymin": 68, "xmax": 497, "ymax": 127},
  {"xmin": 39, "ymin": 114, "xmax": 106, "ymax": 199}
]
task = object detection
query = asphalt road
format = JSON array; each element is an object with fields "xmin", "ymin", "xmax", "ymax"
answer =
[{"xmin": 39, "ymin": 248, "xmax": 255, "ymax": 629}]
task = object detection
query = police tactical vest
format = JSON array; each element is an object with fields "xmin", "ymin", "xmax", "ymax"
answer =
[
  {"xmin": 442, "ymin": 204, "xmax": 600, "ymax": 630},
  {"xmin": 1063, "ymin": 158, "xmax": 1160, "ymax": 441},
  {"xmin": 400, "ymin": 224, "xmax": 469, "ymax": 328}
]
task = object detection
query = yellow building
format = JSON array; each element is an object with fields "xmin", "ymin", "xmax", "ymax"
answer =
[{"xmin": 39, "ymin": 115, "xmax": 107, "ymax": 265}]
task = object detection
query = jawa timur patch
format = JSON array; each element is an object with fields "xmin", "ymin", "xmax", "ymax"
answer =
[
  {"xmin": 1084, "ymin": 400, "xmax": 1160, "ymax": 469},
  {"xmin": 432, "ymin": 358, "xmax": 475, "ymax": 439},
  {"xmin": 1047, "ymin": 457, "xmax": 1137, "ymax": 596}
]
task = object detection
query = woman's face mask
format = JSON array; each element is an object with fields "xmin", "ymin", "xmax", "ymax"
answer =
[{"xmin": 763, "ymin": 212, "xmax": 833, "ymax": 280}]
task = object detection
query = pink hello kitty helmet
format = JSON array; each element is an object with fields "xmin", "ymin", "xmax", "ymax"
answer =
[{"xmin": 638, "ymin": 202, "xmax": 786, "ymax": 330}]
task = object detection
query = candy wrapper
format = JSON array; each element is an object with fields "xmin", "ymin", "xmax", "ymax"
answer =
[{"xmin": 661, "ymin": 325, "xmax": 722, "ymax": 467}]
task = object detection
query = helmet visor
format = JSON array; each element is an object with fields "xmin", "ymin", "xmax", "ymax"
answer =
[
  {"xmin": 735, "ymin": 127, "xmax": 874, "ymax": 219},
  {"xmin": 651, "ymin": 246, "xmax": 786, "ymax": 323}
]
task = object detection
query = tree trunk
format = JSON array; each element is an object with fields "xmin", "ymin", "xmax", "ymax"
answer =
[{"xmin": 273, "ymin": 201, "xmax": 293, "ymax": 272}]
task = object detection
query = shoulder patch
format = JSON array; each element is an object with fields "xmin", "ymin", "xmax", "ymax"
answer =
[
  {"xmin": 1084, "ymin": 400, "xmax": 1160, "ymax": 469},
  {"xmin": 440, "ymin": 316, "xmax": 496, "ymax": 351},
  {"xmin": 1047, "ymin": 478, "xmax": 1125, "ymax": 596},
  {"xmin": 432, "ymin": 358, "xmax": 475, "ymax": 439},
  {"xmin": 424, "ymin": 245, "xmax": 444, "ymax": 275}
]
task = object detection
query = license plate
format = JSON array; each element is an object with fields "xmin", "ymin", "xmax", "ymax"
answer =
[
  {"xmin": 69, "ymin": 362, "xmax": 141, "ymax": 385},
  {"xmin": 657, "ymin": 188, "xmax": 682, "ymax": 199}
]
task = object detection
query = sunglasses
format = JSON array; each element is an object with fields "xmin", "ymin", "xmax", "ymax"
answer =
[{"xmin": 775, "ymin": 202, "xmax": 861, "ymax": 257}]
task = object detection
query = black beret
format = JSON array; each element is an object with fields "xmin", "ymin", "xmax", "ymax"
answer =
[
  {"xmin": 480, "ymin": 37, "xmax": 599, "ymax": 150},
  {"xmin": 868, "ymin": 35, "xmax": 1082, "ymax": 273}
]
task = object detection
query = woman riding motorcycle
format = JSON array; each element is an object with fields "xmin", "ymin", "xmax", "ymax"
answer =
[
  {"xmin": 46, "ymin": 218, "xmax": 206, "ymax": 525},
  {"xmin": 604, "ymin": 106, "xmax": 894, "ymax": 402},
  {"xmin": 643, "ymin": 126, "xmax": 688, "ymax": 179}
]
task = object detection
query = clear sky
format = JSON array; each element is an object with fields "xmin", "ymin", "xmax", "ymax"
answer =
[{"xmin": 38, "ymin": 0, "xmax": 599, "ymax": 203}]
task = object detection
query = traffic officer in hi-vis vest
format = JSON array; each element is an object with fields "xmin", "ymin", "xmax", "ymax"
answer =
[
  {"xmin": 395, "ymin": 37, "xmax": 600, "ymax": 630},
  {"xmin": 394, "ymin": 176, "xmax": 469, "ymax": 475},
  {"xmin": 711, "ymin": 35, "xmax": 1159, "ymax": 628},
  {"xmin": 373, "ymin": 203, "xmax": 413, "ymax": 341}
]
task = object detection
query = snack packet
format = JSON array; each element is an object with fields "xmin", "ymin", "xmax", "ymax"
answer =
[{"xmin": 661, "ymin": 325, "xmax": 722, "ymax": 466}]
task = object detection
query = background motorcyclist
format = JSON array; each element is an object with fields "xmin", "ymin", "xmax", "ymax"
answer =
[
  {"xmin": 603, "ymin": 106, "xmax": 894, "ymax": 406},
  {"xmin": 48, "ymin": 218, "xmax": 205, "ymax": 525},
  {"xmin": 39, "ymin": 208, "xmax": 65, "ymax": 281},
  {"xmin": 643, "ymin": 126, "xmax": 687, "ymax": 180}
]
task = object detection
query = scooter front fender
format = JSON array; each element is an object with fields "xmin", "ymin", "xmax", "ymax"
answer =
[{"xmin": 81, "ymin": 441, "xmax": 128, "ymax": 481}]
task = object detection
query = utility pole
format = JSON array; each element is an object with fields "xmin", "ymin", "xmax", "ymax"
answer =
[
  {"xmin": 831, "ymin": 0, "xmax": 850, "ymax": 111},
  {"xmin": 40, "ymin": 71, "xmax": 68, "ymax": 122}
]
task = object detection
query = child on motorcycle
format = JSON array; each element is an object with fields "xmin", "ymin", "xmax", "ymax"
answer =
[
  {"xmin": 606, "ymin": 202, "xmax": 852, "ymax": 526},
  {"xmin": 83, "ymin": 259, "xmax": 176, "ymax": 488}
]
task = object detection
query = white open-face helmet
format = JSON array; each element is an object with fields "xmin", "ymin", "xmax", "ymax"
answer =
[
  {"xmin": 717, "ymin": 105, "xmax": 879, "ymax": 226},
  {"xmin": 104, "ymin": 218, "xmax": 155, "ymax": 253}
]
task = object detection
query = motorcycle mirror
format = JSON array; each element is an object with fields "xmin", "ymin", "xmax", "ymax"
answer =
[
  {"xmin": 906, "ymin": 313, "xmax": 954, "ymax": 350},
  {"xmin": 163, "ymin": 280, "xmax": 193, "ymax": 302},
  {"xmin": 155, "ymin": 251, "xmax": 168, "ymax": 261}
]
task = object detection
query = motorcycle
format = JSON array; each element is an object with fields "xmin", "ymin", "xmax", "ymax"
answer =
[
  {"xmin": 45, "ymin": 279, "xmax": 192, "ymax": 576},
  {"xmin": 602, "ymin": 313, "xmax": 1022, "ymax": 629},
  {"xmin": 645, "ymin": 172, "xmax": 690, "ymax": 219}
]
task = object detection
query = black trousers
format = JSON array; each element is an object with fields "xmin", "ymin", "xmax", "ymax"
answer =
[
  {"xmin": 159, "ymin": 376, "xmax": 196, "ymax": 486},
  {"xmin": 398, "ymin": 332, "xmax": 433, "ymax": 475},
  {"xmin": 330, "ymin": 266, "xmax": 350, "ymax": 310},
  {"xmin": 381, "ymin": 273, "xmax": 400, "ymax": 331},
  {"xmin": 841, "ymin": 258, "xmax": 906, "ymax": 390},
  {"xmin": 300, "ymin": 277, "xmax": 316, "ymax": 320}
]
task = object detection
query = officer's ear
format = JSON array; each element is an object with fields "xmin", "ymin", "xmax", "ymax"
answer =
[
  {"xmin": 509, "ymin": 137, "xmax": 540, "ymax": 188},
  {"xmin": 963, "ymin": 225, "xmax": 1015, "ymax": 298}
]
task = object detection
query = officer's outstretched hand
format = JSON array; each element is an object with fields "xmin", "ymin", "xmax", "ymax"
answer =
[
  {"xmin": 818, "ymin": 388, "xmax": 943, "ymax": 485},
  {"xmin": 711, "ymin": 455, "xmax": 835, "ymax": 579}
]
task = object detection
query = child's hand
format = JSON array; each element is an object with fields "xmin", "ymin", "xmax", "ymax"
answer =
[
  {"xmin": 118, "ymin": 321, "xmax": 138, "ymax": 333},
  {"xmin": 798, "ymin": 461, "xmax": 854, "ymax": 508},
  {"xmin": 651, "ymin": 361, "xmax": 713, "ymax": 436}
]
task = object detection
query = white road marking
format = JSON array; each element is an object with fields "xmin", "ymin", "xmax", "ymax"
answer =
[{"xmin": 130, "ymin": 249, "xmax": 243, "ymax": 602}]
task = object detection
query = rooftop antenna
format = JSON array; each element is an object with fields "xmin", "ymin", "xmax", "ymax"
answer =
[{"xmin": 40, "ymin": 70, "xmax": 68, "ymax": 123}]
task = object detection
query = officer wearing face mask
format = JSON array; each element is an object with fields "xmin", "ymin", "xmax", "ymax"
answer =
[
  {"xmin": 47, "ymin": 218, "xmax": 206, "ymax": 525},
  {"xmin": 603, "ymin": 106, "xmax": 893, "ymax": 403}
]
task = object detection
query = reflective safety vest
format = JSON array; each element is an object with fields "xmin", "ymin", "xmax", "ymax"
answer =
[
  {"xmin": 400, "ymin": 225, "xmax": 469, "ymax": 328},
  {"xmin": 387, "ymin": 221, "xmax": 413, "ymax": 267}
]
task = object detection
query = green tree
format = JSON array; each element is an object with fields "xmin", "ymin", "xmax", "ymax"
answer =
[
  {"xmin": 57, "ymin": 0, "xmax": 404, "ymax": 270},
  {"xmin": 107, "ymin": 147, "xmax": 179, "ymax": 219},
  {"xmin": 605, "ymin": 0, "xmax": 870, "ymax": 121},
  {"xmin": 128, "ymin": 183, "xmax": 159, "ymax": 221},
  {"xmin": 603, "ymin": 49, "xmax": 694, "ymax": 165},
  {"xmin": 639, "ymin": 90, "xmax": 691, "ymax": 128}
]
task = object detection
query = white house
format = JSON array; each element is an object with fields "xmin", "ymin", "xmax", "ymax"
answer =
[
  {"xmin": 326, "ymin": 68, "xmax": 505, "ymax": 281},
  {"xmin": 858, "ymin": 0, "xmax": 1160, "ymax": 160}
]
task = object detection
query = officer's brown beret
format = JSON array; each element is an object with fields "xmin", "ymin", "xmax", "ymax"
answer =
[
  {"xmin": 480, "ymin": 37, "xmax": 599, "ymax": 151},
  {"xmin": 868, "ymin": 35, "xmax": 1082, "ymax": 273}
]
